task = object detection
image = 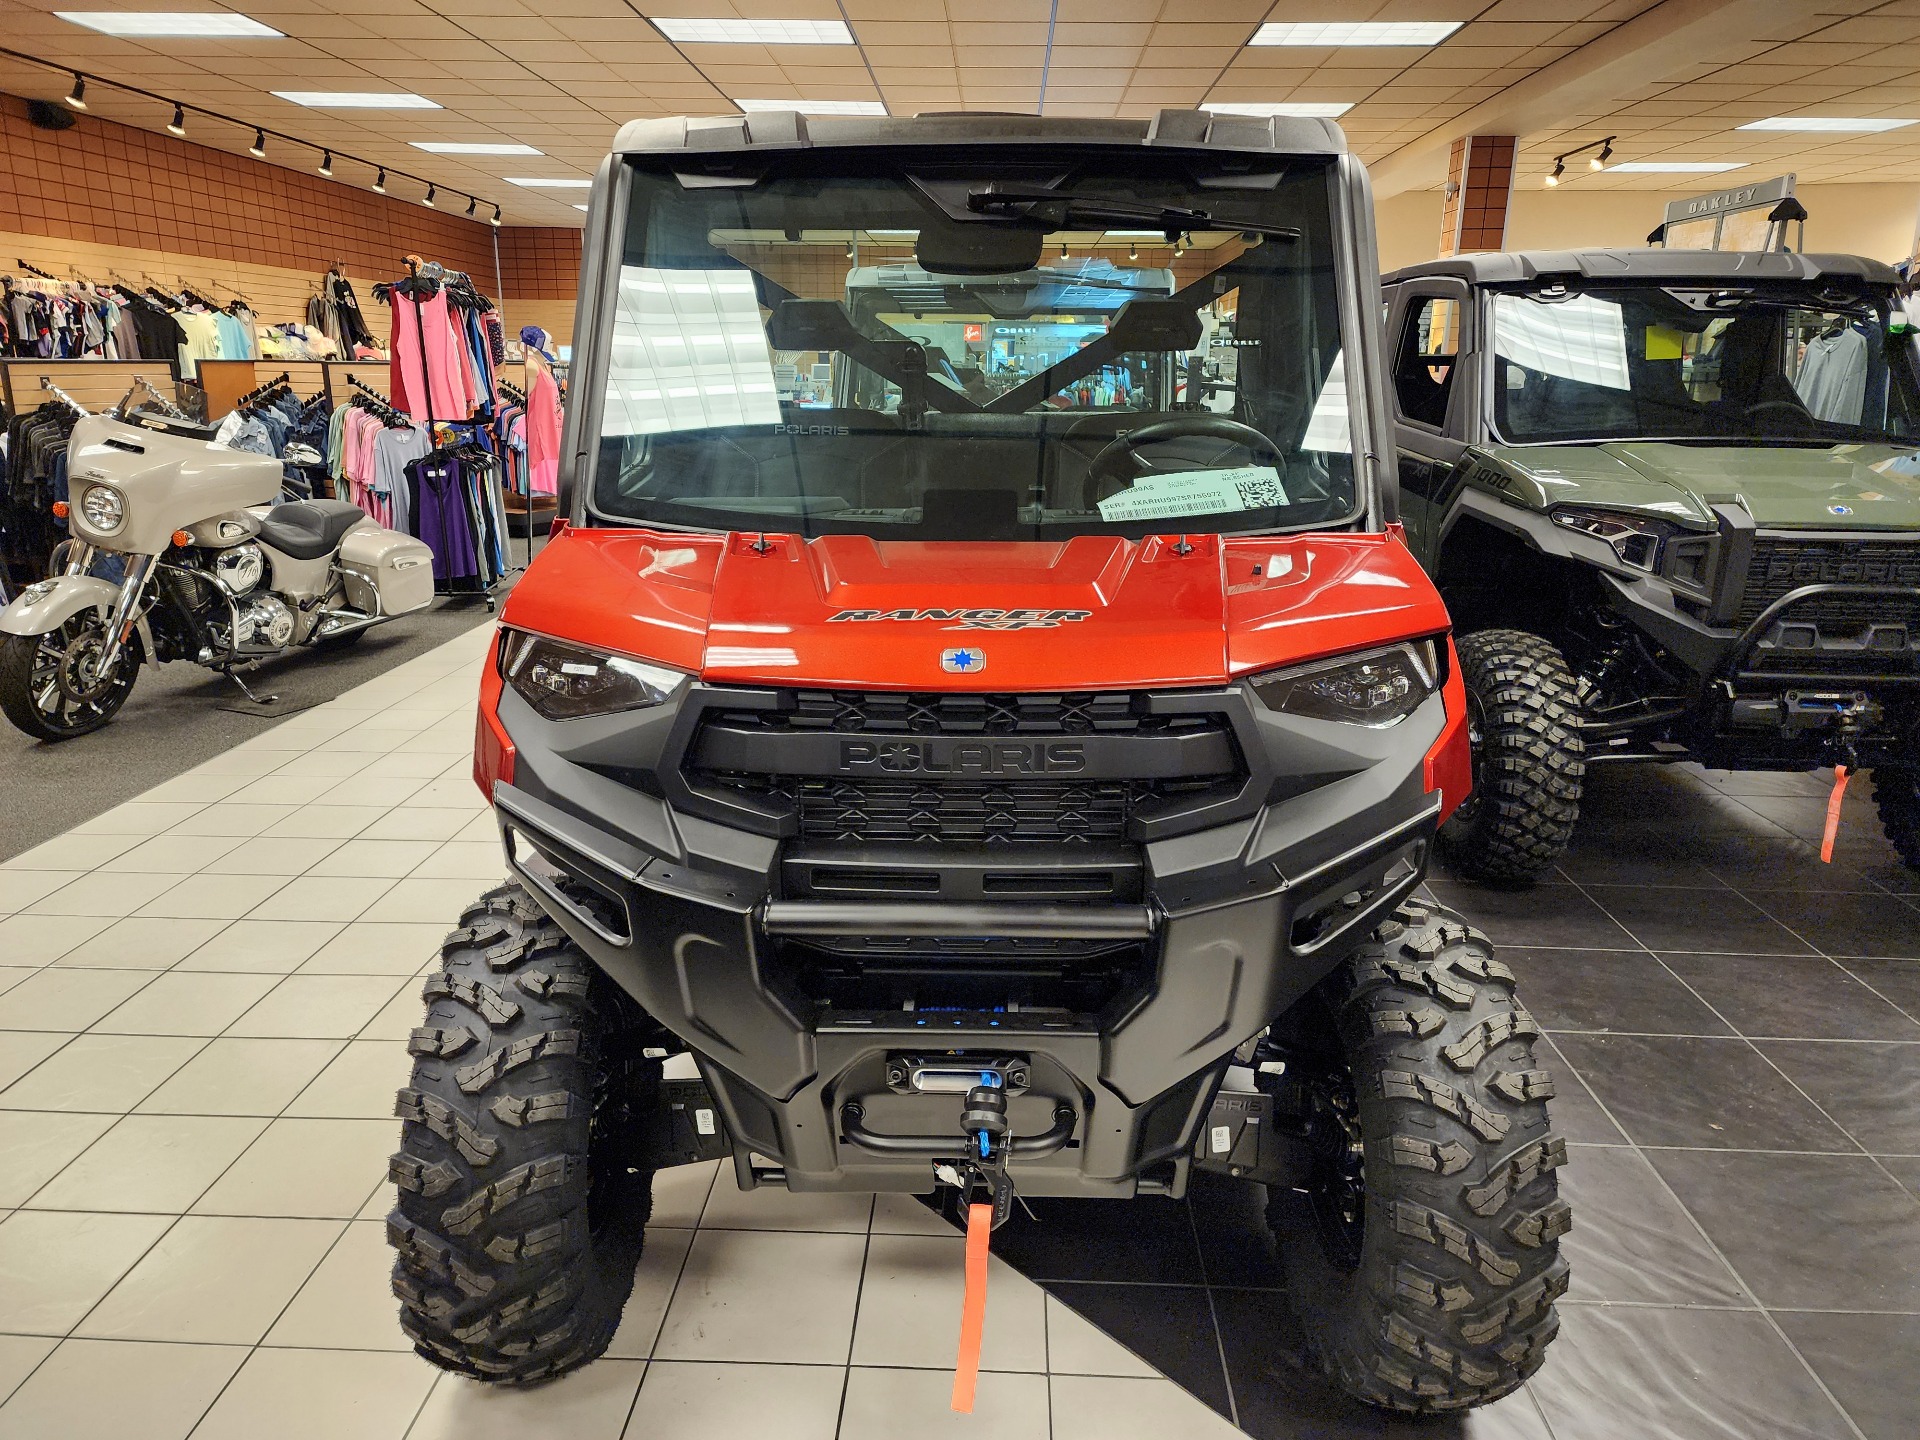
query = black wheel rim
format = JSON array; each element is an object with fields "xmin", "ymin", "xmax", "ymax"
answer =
[
  {"xmin": 26, "ymin": 616, "xmax": 135, "ymax": 735},
  {"xmin": 1300, "ymin": 1064, "xmax": 1368, "ymax": 1273},
  {"xmin": 1451, "ymin": 686, "xmax": 1489, "ymax": 826}
]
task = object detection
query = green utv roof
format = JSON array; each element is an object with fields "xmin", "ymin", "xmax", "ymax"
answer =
[
  {"xmin": 610, "ymin": 109, "xmax": 1348, "ymax": 158},
  {"xmin": 1386, "ymin": 248, "xmax": 1901, "ymax": 288}
]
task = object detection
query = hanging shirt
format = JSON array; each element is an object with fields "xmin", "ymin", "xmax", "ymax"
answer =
[
  {"xmin": 175, "ymin": 310, "xmax": 222, "ymax": 379},
  {"xmin": 1796, "ymin": 327, "xmax": 1868, "ymax": 426},
  {"xmin": 526, "ymin": 367, "xmax": 563, "ymax": 496},
  {"xmin": 390, "ymin": 285, "xmax": 477, "ymax": 423}
]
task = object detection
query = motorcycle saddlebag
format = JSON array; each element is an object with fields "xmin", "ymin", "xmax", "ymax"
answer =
[{"xmin": 337, "ymin": 528, "xmax": 434, "ymax": 617}]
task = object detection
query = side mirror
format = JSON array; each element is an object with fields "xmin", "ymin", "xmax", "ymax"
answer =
[{"xmin": 283, "ymin": 442, "xmax": 324, "ymax": 467}]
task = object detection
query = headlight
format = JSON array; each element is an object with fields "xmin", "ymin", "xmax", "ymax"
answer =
[
  {"xmin": 1551, "ymin": 506, "xmax": 1673, "ymax": 572},
  {"xmin": 1250, "ymin": 640, "xmax": 1440, "ymax": 728},
  {"xmin": 79, "ymin": 485, "xmax": 125, "ymax": 533},
  {"xmin": 503, "ymin": 632, "xmax": 685, "ymax": 721}
]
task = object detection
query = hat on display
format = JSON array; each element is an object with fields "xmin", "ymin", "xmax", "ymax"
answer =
[{"xmin": 521, "ymin": 326, "xmax": 557, "ymax": 364}]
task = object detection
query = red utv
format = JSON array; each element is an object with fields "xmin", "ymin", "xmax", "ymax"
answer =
[{"xmin": 389, "ymin": 109, "xmax": 1570, "ymax": 1414}]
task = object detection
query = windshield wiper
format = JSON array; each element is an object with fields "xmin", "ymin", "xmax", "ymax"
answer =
[{"xmin": 965, "ymin": 184, "xmax": 1300, "ymax": 242}]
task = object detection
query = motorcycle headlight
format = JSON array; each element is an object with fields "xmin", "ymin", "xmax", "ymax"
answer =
[
  {"xmin": 79, "ymin": 484, "xmax": 125, "ymax": 534},
  {"xmin": 1550, "ymin": 506, "xmax": 1673, "ymax": 572},
  {"xmin": 1249, "ymin": 640, "xmax": 1441, "ymax": 729},
  {"xmin": 503, "ymin": 632, "xmax": 686, "ymax": 721}
]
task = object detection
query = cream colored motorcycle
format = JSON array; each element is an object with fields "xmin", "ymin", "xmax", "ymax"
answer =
[{"xmin": 0, "ymin": 388, "xmax": 434, "ymax": 740}]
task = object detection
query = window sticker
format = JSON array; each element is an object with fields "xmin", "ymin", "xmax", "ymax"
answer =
[
  {"xmin": 1096, "ymin": 466, "xmax": 1289, "ymax": 522},
  {"xmin": 1644, "ymin": 324, "xmax": 1685, "ymax": 360}
]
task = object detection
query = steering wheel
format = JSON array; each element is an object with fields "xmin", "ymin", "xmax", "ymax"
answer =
[
  {"xmin": 1744, "ymin": 399, "xmax": 1816, "ymax": 426},
  {"xmin": 1085, "ymin": 416, "xmax": 1281, "ymax": 498}
]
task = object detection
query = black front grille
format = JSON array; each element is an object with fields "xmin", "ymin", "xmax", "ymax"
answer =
[
  {"xmin": 686, "ymin": 688, "xmax": 1241, "ymax": 846},
  {"xmin": 1737, "ymin": 538, "xmax": 1920, "ymax": 629},
  {"xmin": 703, "ymin": 689, "xmax": 1218, "ymax": 738},
  {"xmin": 724, "ymin": 774, "xmax": 1224, "ymax": 845}
]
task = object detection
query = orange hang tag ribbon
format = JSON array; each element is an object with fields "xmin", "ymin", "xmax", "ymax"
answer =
[
  {"xmin": 1821, "ymin": 765, "xmax": 1850, "ymax": 864},
  {"xmin": 951, "ymin": 1201, "xmax": 993, "ymax": 1413}
]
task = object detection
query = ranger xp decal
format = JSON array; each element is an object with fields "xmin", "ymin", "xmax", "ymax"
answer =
[{"xmin": 827, "ymin": 608, "xmax": 1093, "ymax": 631}]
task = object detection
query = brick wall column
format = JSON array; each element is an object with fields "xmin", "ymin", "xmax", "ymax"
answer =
[{"xmin": 1437, "ymin": 135, "xmax": 1517, "ymax": 258}]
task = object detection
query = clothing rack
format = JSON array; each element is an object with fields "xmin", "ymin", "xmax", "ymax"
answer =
[
  {"xmin": 344, "ymin": 372, "xmax": 412, "ymax": 427},
  {"xmin": 14, "ymin": 260, "xmax": 56, "ymax": 281},
  {"xmin": 234, "ymin": 371, "xmax": 292, "ymax": 411},
  {"xmin": 497, "ymin": 380, "xmax": 527, "ymax": 406}
]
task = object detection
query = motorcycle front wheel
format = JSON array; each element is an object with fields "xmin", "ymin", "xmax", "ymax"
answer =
[{"xmin": 0, "ymin": 615, "xmax": 140, "ymax": 741}]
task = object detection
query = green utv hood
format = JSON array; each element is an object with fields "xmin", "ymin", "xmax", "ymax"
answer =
[{"xmin": 1479, "ymin": 442, "xmax": 1920, "ymax": 531}]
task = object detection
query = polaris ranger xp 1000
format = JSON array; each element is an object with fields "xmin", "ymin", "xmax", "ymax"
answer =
[{"xmin": 390, "ymin": 110, "xmax": 1570, "ymax": 1415}]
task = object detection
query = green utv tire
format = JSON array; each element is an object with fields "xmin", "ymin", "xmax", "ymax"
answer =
[
  {"xmin": 389, "ymin": 882, "xmax": 658, "ymax": 1383},
  {"xmin": 1439, "ymin": 629, "xmax": 1585, "ymax": 885},
  {"xmin": 1875, "ymin": 768, "xmax": 1920, "ymax": 872},
  {"xmin": 1265, "ymin": 899, "xmax": 1570, "ymax": 1413}
]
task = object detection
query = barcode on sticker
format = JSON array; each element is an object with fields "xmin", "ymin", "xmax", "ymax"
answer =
[
  {"xmin": 1233, "ymin": 476, "xmax": 1284, "ymax": 508},
  {"xmin": 695, "ymin": 1108, "xmax": 716, "ymax": 1136},
  {"xmin": 1210, "ymin": 1125, "xmax": 1231, "ymax": 1154}
]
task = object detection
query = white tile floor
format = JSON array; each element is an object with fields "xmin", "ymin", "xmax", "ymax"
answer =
[{"xmin": 0, "ymin": 623, "xmax": 1235, "ymax": 1439}]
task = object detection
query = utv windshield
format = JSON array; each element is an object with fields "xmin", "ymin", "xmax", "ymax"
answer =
[
  {"xmin": 1491, "ymin": 284, "xmax": 1920, "ymax": 446},
  {"xmin": 588, "ymin": 150, "xmax": 1358, "ymax": 539}
]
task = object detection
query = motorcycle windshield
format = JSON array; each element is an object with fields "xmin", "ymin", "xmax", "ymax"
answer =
[{"xmin": 584, "ymin": 149, "xmax": 1359, "ymax": 540}]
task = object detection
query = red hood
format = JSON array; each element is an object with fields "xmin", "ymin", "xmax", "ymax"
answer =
[{"xmin": 501, "ymin": 527, "xmax": 1450, "ymax": 690}]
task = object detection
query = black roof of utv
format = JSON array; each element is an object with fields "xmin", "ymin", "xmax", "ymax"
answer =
[
  {"xmin": 611, "ymin": 108, "xmax": 1348, "ymax": 159},
  {"xmin": 1386, "ymin": 248, "xmax": 1901, "ymax": 288}
]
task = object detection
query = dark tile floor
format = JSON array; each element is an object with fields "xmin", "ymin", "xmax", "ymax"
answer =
[{"xmin": 992, "ymin": 763, "xmax": 1920, "ymax": 1440}]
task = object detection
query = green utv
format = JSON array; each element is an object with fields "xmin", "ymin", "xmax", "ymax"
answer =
[{"xmin": 1381, "ymin": 249, "xmax": 1920, "ymax": 882}]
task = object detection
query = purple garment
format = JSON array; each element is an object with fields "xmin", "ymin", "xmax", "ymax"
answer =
[{"xmin": 408, "ymin": 455, "xmax": 479, "ymax": 582}]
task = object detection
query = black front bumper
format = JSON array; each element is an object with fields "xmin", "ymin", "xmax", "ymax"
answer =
[{"xmin": 489, "ymin": 680, "xmax": 1444, "ymax": 1198}]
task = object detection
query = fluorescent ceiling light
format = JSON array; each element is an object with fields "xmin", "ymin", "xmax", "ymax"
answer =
[
  {"xmin": 274, "ymin": 91, "xmax": 439, "ymax": 108},
  {"xmin": 735, "ymin": 98, "xmax": 885, "ymax": 116},
  {"xmin": 1737, "ymin": 116, "xmax": 1915, "ymax": 132},
  {"xmin": 1251, "ymin": 21, "xmax": 1461, "ymax": 46},
  {"xmin": 508, "ymin": 176, "xmax": 592, "ymax": 188},
  {"xmin": 866, "ymin": 229, "xmax": 918, "ymax": 235},
  {"xmin": 1102, "ymin": 230, "xmax": 1173, "ymax": 237},
  {"xmin": 653, "ymin": 17, "xmax": 854, "ymax": 44},
  {"xmin": 412, "ymin": 141, "xmax": 543, "ymax": 155},
  {"xmin": 1202, "ymin": 101, "xmax": 1352, "ymax": 118},
  {"xmin": 1607, "ymin": 161, "xmax": 1747, "ymax": 173},
  {"xmin": 574, "ymin": 204, "xmax": 589, "ymax": 211},
  {"xmin": 56, "ymin": 11, "xmax": 282, "ymax": 36}
]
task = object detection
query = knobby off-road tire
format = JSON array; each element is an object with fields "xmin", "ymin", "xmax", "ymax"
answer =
[
  {"xmin": 389, "ymin": 881, "xmax": 656, "ymax": 1383},
  {"xmin": 1874, "ymin": 768, "xmax": 1920, "ymax": 872},
  {"xmin": 1439, "ymin": 629, "xmax": 1584, "ymax": 885},
  {"xmin": 1267, "ymin": 898, "xmax": 1570, "ymax": 1413}
]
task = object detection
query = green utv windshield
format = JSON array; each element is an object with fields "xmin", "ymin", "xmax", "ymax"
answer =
[
  {"xmin": 1490, "ymin": 285, "xmax": 1920, "ymax": 447},
  {"xmin": 587, "ymin": 150, "xmax": 1357, "ymax": 539}
]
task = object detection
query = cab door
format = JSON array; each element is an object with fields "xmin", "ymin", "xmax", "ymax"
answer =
[{"xmin": 1384, "ymin": 280, "xmax": 1472, "ymax": 564}]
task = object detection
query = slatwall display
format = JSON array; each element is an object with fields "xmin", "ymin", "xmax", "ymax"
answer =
[{"xmin": 0, "ymin": 360, "xmax": 158, "ymax": 413}]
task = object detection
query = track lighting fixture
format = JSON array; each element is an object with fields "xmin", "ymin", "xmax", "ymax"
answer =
[
  {"xmin": 1060, "ymin": 242, "xmax": 1069, "ymax": 259},
  {"xmin": 465, "ymin": 195, "xmax": 477, "ymax": 217},
  {"xmin": 249, "ymin": 128, "xmax": 266, "ymax": 158},
  {"xmin": 845, "ymin": 240, "xmax": 854, "ymax": 260},
  {"xmin": 373, "ymin": 167, "xmax": 387, "ymax": 194},
  {"xmin": 64, "ymin": 73, "xmax": 86, "ymax": 110},
  {"xmin": 1128, "ymin": 242, "xmax": 1137, "ymax": 260},
  {"xmin": 167, "ymin": 102, "xmax": 185, "ymax": 136},
  {"xmin": 1545, "ymin": 136, "xmax": 1613, "ymax": 186},
  {"xmin": 491, "ymin": 204, "xmax": 502, "ymax": 228},
  {"xmin": 424, "ymin": 183, "xmax": 436, "ymax": 208},
  {"xmin": 317, "ymin": 149, "xmax": 332, "ymax": 177}
]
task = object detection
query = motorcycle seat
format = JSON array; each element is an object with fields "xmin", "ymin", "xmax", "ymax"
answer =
[{"xmin": 257, "ymin": 500, "xmax": 371, "ymax": 561}]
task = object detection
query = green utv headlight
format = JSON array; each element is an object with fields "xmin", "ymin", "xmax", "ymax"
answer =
[
  {"xmin": 503, "ymin": 632, "xmax": 685, "ymax": 721},
  {"xmin": 1250, "ymin": 640, "xmax": 1441, "ymax": 729},
  {"xmin": 1550, "ymin": 506, "xmax": 1674, "ymax": 572}
]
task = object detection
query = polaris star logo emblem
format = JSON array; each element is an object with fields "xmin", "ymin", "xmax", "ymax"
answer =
[
  {"xmin": 940, "ymin": 647, "xmax": 984, "ymax": 674},
  {"xmin": 1829, "ymin": 504, "xmax": 1853, "ymax": 515},
  {"xmin": 827, "ymin": 608, "xmax": 1092, "ymax": 631}
]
